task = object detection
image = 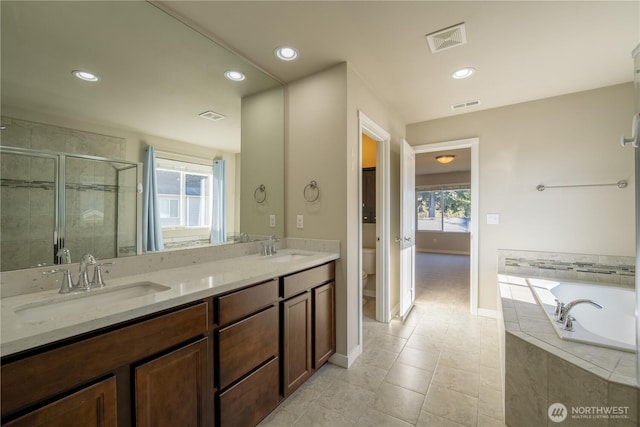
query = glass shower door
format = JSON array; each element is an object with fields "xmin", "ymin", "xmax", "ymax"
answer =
[
  {"xmin": 63, "ymin": 155, "xmax": 138, "ymax": 262},
  {"xmin": 0, "ymin": 150, "xmax": 58, "ymax": 270}
]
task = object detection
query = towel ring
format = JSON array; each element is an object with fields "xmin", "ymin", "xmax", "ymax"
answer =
[
  {"xmin": 254, "ymin": 184, "xmax": 267, "ymax": 204},
  {"xmin": 303, "ymin": 180, "xmax": 319, "ymax": 202}
]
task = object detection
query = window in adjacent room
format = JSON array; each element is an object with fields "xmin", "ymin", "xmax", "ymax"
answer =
[
  {"xmin": 156, "ymin": 158, "xmax": 212, "ymax": 229},
  {"xmin": 416, "ymin": 187, "xmax": 471, "ymax": 233}
]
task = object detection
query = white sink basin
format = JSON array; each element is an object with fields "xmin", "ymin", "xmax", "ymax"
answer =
[
  {"xmin": 262, "ymin": 253, "xmax": 313, "ymax": 263},
  {"xmin": 14, "ymin": 282, "xmax": 171, "ymax": 324}
]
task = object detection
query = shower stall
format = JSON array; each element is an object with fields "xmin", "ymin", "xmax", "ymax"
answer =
[{"xmin": 0, "ymin": 146, "xmax": 139, "ymax": 271}]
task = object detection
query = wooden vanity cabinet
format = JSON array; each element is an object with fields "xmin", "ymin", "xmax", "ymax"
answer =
[
  {"xmin": 280, "ymin": 263, "xmax": 336, "ymax": 397},
  {"xmin": 3, "ymin": 376, "xmax": 118, "ymax": 427},
  {"xmin": 2, "ymin": 260, "xmax": 336, "ymax": 427},
  {"xmin": 214, "ymin": 278, "xmax": 280, "ymax": 427},
  {"xmin": 362, "ymin": 167, "xmax": 376, "ymax": 223},
  {"xmin": 1, "ymin": 302, "xmax": 212, "ymax": 427}
]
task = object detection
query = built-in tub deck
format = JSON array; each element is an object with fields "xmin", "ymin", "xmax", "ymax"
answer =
[{"xmin": 499, "ymin": 274, "xmax": 638, "ymax": 427}]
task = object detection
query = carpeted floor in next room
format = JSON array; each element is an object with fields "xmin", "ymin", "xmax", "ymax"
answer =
[{"xmin": 259, "ymin": 253, "xmax": 505, "ymax": 426}]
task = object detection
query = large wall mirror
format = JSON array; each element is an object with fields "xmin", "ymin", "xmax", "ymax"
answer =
[{"xmin": 0, "ymin": 1, "xmax": 284, "ymax": 271}]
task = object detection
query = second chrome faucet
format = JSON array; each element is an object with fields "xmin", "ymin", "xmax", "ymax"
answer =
[{"xmin": 554, "ymin": 298, "xmax": 603, "ymax": 331}]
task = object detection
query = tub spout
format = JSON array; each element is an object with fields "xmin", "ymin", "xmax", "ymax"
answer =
[{"xmin": 557, "ymin": 299, "xmax": 603, "ymax": 323}]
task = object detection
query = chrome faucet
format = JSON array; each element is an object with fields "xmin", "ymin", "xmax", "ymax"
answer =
[
  {"xmin": 77, "ymin": 253, "xmax": 96, "ymax": 290},
  {"xmin": 261, "ymin": 236, "xmax": 279, "ymax": 256},
  {"xmin": 557, "ymin": 299, "xmax": 603, "ymax": 323},
  {"xmin": 43, "ymin": 268, "xmax": 75, "ymax": 294},
  {"xmin": 56, "ymin": 248, "xmax": 71, "ymax": 264}
]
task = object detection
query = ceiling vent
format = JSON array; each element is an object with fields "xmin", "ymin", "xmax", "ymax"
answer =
[
  {"xmin": 199, "ymin": 110, "xmax": 225, "ymax": 121},
  {"xmin": 426, "ymin": 22, "xmax": 467, "ymax": 53},
  {"xmin": 451, "ymin": 100, "xmax": 481, "ymax": 111}
]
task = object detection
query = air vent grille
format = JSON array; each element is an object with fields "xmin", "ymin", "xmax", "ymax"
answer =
[
  {"xmin": 199, "ymin": 110, "xmax": 225, "ymax": 121},
  {"xmin": 451, "ymin": 100, "xmax": 481, "ymax": 111},
  {"xmin": 426, "ymin": 23, "xmax": 467, "ymax": 53}
]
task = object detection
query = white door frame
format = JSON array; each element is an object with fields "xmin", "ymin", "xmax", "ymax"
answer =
[
  {"xmin": 412, "ymin": 138, "xmax": 480, "ymax": 315},
  {"xmin": 358, "ymin": 112, "xmax": 391, "ymax": 350}
]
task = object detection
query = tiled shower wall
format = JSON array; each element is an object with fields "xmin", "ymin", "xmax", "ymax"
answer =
[{"xmin": 1, "ymin": 116, "xmax": 127, "ymax": 270}]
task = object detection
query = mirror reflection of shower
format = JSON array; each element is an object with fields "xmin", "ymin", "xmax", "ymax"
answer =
[{"xmin": 0, "ymin": 118, "xmax": 139, "ymax": 271}]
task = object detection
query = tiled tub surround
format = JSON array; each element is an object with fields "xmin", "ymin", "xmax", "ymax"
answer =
[
  {"xmin": 0, "ymin": 238, "xmax": 339, "ymax": 357},
  {"xmin": 499, "ymin": 275, "xmax": 638, "ymax": 427},
  {"xmin": 499, "ymin": 249, "xmax": 635, "ymax": 287}
]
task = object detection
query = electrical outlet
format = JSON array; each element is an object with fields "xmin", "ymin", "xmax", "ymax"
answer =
[
  {"xmin": 269, "ymin": 214, "xmax": 276, "ymax": 228},
  {"xmin": 296, "ymin": 214, "xmax": 304, "ymax": 229}
]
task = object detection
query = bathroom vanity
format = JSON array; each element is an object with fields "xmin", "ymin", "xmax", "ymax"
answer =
[{"xmin": 0, "ymin": 248, "xmax": 337, "ymax": 427}]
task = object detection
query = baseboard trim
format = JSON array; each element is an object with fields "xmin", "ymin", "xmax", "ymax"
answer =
[
  {"xmin": 390, "ymin": 302, "xmax": 399, "ymax": 319},
  {"xmin": 478, "ymin": 308, "xmax": 498, "ymax": 318},
  {"xmin": 329, "ymin": 345, "xmax": 361, "ymax": 368}
]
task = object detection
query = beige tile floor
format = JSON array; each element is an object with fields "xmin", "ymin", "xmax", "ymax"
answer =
[{"xmin": 260, "ymin": 253, "xmax": 505, "ymax": 427}]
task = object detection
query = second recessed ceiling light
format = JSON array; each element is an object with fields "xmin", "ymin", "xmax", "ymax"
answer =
[
  {"xmin": 275, "ymin": 46, "xmax": 299, "ymax": 61},
  {"xmin": 452, "ymin": 67, "xmax": 476, "ymax": 79}
]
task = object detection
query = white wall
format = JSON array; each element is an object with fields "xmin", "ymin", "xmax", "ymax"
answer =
[
  {"xmin": 407, "ymin": 83, "xmax": 635, "ymax": 311},
  {"xmin": 286, "ymin": 63, "xmax": 405, "ymax": 362}
]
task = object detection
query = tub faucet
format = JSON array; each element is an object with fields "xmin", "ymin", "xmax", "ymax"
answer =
[
  {"xmin": 77, "ymin": 253, "xmax": 96, "ymax": 290},
  {"xmin": 557, "ymin": 299, "xmax": 603, "ymax": 323}
]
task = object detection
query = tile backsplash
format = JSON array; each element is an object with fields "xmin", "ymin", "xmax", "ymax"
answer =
[{"xmin": 498, "ymin": 249, "xmax": 635, "ymax": 287}]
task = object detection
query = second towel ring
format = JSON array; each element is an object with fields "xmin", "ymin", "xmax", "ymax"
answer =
[
  {"xmin": 254, "ymin": 184, "xmax": 267, "ymax": 204},
  {"xmin": 304, "ymin": 180, "xmax": 320, "ymax": 202}
]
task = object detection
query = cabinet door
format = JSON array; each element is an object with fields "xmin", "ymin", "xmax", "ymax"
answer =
[
  {"xmin": 313, "ymin": 282, "xmax": 336, "ymax": 368},
  {"xmin": 281, "ymin": 292, "xmax": 312, "ymax": 397},
  {"xmin": 135, "ymin": 338, "xmax": 210, "ymax": 427},
  {"xmin": 363, "ymin": 168, "xmax": 376, "ymax": 223},
  {"xmin": 4, "ymin": 377, "xmax": 117, "ymax": 427}
]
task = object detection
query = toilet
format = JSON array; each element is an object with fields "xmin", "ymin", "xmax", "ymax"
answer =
[{"xmin": 362, "ymin": 247, "xmax": 376, "ymax": 301}]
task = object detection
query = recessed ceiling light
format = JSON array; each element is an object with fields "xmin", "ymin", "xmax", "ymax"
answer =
[
  {"xmin": 451, "ymin": 67, "xmax": 475, "ymax": 79},
  {"xmin": 72, "ymin": 70, "xmax": 100, "ymax": 82},
  {"xmin": 275, "ymin": 46, "xmax": 299, "ymax": 61},
  {"xmin": 224, "ymin": 70, "xmax": 245, "ymax": 81}
]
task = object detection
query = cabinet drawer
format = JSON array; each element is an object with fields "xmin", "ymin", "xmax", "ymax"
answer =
[
  {"xmin": 218, "ymin": 357, "xmax": 279, "ymax": 427},
  {"xmin": 217, "ymin": 306, "xmax": 278, "ymax": 389},
  {"xmin": 281, "ymin": 263, "xmax": 335, "ymax": 299},
  {"xmin": 215, "ymin": 279, "xmax": 278, "ymax": 326}
]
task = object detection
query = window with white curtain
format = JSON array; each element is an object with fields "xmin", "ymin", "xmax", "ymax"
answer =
[{"xmin": 156, "ymin": 158, "xmax": 212, "ymax": 229}]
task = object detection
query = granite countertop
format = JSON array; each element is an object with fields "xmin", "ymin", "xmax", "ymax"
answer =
[
  {"xmin": 1, "ymin": 249, "xmax": 339, "ymax": 358},
  {"xmin": 498, "ymin": 274, "xmax": 637, "ymax": 388}
]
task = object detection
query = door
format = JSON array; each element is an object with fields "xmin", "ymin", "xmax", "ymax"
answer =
[
  {"xmin": 313, "ymin": 282, "xmax": 335, "ymax": 367},
  {"xmin": 281, "ymin": 292, "xmax": 312, "ymax": 396},
  {"xmin": 4, "ymin": 377, "xmax": 117, "ymax": 427},
  {"xmin": 135, "ymin": 338, "xmax": 209, "ymax": 427},
  {"xmin": 399, "ymin": 139, "xmax": 416, "ymax": 321}
]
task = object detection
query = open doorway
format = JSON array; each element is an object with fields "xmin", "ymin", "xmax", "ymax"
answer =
[
  {"xmin": 415, "ymin": 147, "xmax": 471, "ymax": 307},
  {"xmin": 357, "ymin": 112, "xmax": 391, "ymax": 353},
  {"xmin": 413, "ymin": 138, "xmax": 479, "ymax": 314},
  {"xmin": 361, "ymin": 133, "xmax": 377, "ymax": 321}
]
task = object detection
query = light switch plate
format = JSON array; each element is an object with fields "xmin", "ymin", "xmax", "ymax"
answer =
[
  {"xmin": 487, "ymin": 213, "xmax": 500, "ymax": 225},
  {"xmin": 269, "ymin": 214, "xmax": 276, "ymax": 228},
  {"xmin": 296, "ymin": 214, "xmax": 304, "ymax": 229}
]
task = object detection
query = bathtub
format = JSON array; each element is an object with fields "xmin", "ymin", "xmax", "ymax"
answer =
[{"xmin": 527, "ymin": 278, "xmax": 636, "ymax": 353}]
